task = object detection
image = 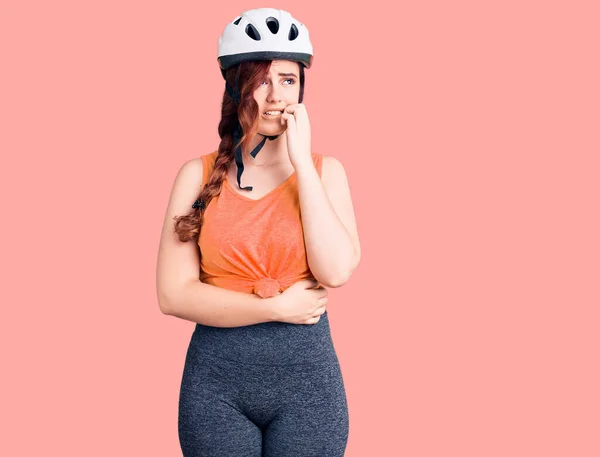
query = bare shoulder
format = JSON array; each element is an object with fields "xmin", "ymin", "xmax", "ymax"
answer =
[
  {"xmin": 173, "ymin": 149, "xmax": 217, "ymax": 198},
  {"xmin": 160, "ymin": 155, "xmax": 205, "ymax": 240},
  {"xmin": 321, "ymin": 154, "xmax": 349, "ymax": 188},
  {"xmin": 177, "ymin": 157, "xmax": 204, "ymax": 184}
]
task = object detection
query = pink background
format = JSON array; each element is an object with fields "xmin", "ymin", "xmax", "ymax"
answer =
[{"xmin": 2, "ymin": 1, "xmax": 599, "ymax": 456}]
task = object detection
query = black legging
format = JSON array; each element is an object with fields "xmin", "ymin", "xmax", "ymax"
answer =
[{"xmin": 178, "ymin": 310, "xmax": 349, "ymax": 456}]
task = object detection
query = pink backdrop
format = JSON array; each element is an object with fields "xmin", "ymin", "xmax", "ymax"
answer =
[{"xmin": 2, "ymin": 1, "xmax": 599, "ymax": 456}]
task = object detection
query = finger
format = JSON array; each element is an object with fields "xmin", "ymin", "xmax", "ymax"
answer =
[
  {"xmin": 282, "ymin": 113, "xmax": 296, "ymax": 136},
  {"xmin": 286, "ymin": 104, "xmax": 306, "ymax": 117},
  {"xmin": 289, "ymin": 106, "xmax": 308, "ymax": 131},
  {"xmin": 284, "ymin": 104, "xmax": 305, "ymax": 123},
  {"xmin": 286, "ymin": 115, "xmax": 296, "ymax": 132},
  {"xmin": 282, "ymin": 110, "xmax": 296, "ymax": 125},
  {"xmin": 283, "ymin": 104, "xmax": 300, "ymax": 113}
]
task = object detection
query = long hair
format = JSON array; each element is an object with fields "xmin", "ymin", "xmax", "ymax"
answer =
[{"xmin": 173, "ymin": 60, "xmax": 305, "ymax": 242}]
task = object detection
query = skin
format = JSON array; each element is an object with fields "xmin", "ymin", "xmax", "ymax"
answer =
[
  {"xmin": 245, "ymin": 59, "xmax": 302, "ymax": 167},
  {"xmin": 225, "ymin": 59, "xmax": 310, "ymax": 199}
]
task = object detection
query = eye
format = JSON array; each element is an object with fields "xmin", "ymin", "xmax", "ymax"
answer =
[
  {"xmin": 260, "ymin": 78, "xmax": 296, "ymax": 86},
  {"xmin": 259, "ymin": 79, "xmax": 296, "ymax": 86}
]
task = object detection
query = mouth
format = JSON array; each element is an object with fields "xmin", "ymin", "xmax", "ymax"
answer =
[{"xmin": 262, "ymin": 109, "xmax": 284, "ymax": 118}]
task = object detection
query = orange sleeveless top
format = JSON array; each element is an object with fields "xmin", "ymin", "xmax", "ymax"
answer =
[{"xmin": 198, "ymin": 150, "xmax": 323, "ymax": 298}]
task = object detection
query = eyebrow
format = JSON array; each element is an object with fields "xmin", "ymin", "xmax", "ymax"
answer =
[{"xmin": 276, "ymin": 72, "xmax": 298, "ymax": 78}]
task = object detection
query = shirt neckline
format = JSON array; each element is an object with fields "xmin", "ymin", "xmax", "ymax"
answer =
[{"xmin": 223, "ymin": 170, "xmax": 297, "ymax": 202}]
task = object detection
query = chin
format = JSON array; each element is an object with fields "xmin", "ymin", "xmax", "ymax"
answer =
[{"xmin": 260, "ymin": 123, "xmax": 286, "ymax": 135}]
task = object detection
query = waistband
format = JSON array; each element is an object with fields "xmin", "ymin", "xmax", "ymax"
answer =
[{"xmin": 189, "ymin": 310, "xmax": 338, "ymax": 366}]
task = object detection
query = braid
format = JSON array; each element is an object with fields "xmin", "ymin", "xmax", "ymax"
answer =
[
  {"xmin": 172, "ymin": 120, "xmax": 235, "ymax": 242},
  {"xmin": 172, "ymin": 60, "xmax": 274, "ymax": 242}
]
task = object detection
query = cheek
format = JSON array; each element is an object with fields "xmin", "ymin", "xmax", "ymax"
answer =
[
  {"xmin": 253, "ymin": 87, "xmax": 266, "ymax": 102},
  {"xmin": 286, "ymin": 87, "xmax": 300, "ymax": 102}
]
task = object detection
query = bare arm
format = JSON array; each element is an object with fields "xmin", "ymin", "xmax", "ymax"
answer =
[
  {"xmin": 162, "ymin": 278, "xmax": 277, "ymax": 328},
  {"xmin": 295, "ymin": 155, "xmax": 361, "ymax": 287},
  {"xmin": 156, "ymin": 157, "xmax": 276, "ymax": 327}
]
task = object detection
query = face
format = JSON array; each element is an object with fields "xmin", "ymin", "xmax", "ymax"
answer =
[{"xmin": 253, "ymin": 60, "xmax": 301, "ymax": 135}]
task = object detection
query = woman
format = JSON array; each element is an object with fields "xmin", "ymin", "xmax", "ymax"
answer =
[{"xmin": 156, "ymin": 8, "xmax": 361, "ymax": 456}]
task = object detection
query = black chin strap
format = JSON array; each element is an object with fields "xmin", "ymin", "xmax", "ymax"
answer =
[
  {"xmin": 232, "ymin": 123, "xmax": 278, "ymax": 190},
  {"xmin": 225, "ymin": 66, "xmax": 302, "ymax": 191}
]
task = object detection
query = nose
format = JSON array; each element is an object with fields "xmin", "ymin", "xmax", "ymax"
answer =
[{"xmin": 267, "ymin": 82, "xmax": 282, "ymax": 103}]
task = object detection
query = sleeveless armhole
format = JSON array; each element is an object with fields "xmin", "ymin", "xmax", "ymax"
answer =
[
  {"xmin": 201, "ymin": 154, "xmax": 208, "ymax": 187},
  {"xmin": 201, "ymin": 151, "xmax": 218, "ymax": 188}
]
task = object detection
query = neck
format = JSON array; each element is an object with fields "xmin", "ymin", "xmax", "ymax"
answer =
[{"xmin": 245, "ymin": 133, "xmax": 291, "ymax": 167}]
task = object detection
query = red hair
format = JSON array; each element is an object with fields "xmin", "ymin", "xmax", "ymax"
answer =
[{"xmin": 173, "ymin": 60, "xmax": 273, "ymax": 241}]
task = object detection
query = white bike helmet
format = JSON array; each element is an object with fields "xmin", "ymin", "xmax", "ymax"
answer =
[
  {"xmin": 215, "ymin": 8, "xmax": 314, "ymax": 192},
  {"xmin": 218, "ymin": 8, "xmax": 313, "ymax": 75}
]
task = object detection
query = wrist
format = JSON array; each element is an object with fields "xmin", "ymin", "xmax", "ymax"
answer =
[
  {"xmin": 263, "ymin": 294, "xmax": 282, "ymax": 322},
  {"xmin": 292, "ymin": 156, "xmax": 314, "ymax": 173}
]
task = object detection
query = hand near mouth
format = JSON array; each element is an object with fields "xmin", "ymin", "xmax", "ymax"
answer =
[{"xmin": 280, "ymin": 103, "xmax": 312, "ymax": 169}]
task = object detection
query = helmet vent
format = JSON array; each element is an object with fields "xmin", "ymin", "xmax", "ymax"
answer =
[
  {"xmin": 245, "ymin": 23, "xmax": 261, "ymax": 40},
  {"xmin": 265, "ymin": 17, "xmax": 279, "ymax": 34},
  {"xmin": 288, "ymin": 23, "xmax": 298, "ymax": 41},
  {"xmin": 233, "ymin": 16, "xmax": 241, "ymax": 25}
]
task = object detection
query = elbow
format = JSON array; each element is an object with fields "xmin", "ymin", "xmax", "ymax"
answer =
[
  {"xmin": 331, "ymin": 270, "xmax": 355, "ymax": 288},
  {"xmin": 315, "ymin": 253, "xmax": 360, "ymax": 288},
  {"xmin": 159, "ymin": 302, "xmax": 173, "ymax": 316},
  {"xmin": 312, "ymin": 271, "xmax": 344, "ymax": 288},
  {"xmin": 157, "ymin": 287, "xmax": 176, "ymax": 315},
  {"xmin": 157, "ymin": 278, "xmax": 199, "ymax": 316},
  {"xmin": 158, "ymin": 296, "xmax": 173, "ymax": 315},
  {"xmin": 321, "ymin": 274, "xmax": 351, "ymax": 288},
  {"xmin": 331, "ymin": 254, "xmax": 360, "ymax": 288},
  {"xmin": 318, "ymin": 266, "xmax": 358, "ymax": 289},
  {"xmin": 324, "ymin": 278, "xmax": 347, "ymax": 288}
]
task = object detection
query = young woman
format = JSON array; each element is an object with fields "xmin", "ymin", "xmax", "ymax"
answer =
[{"xmin": 156, "ymin": 8, "xmax": 361, "ymax": 456}]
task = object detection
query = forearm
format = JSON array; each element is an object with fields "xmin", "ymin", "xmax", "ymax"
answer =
[
  {"xmin": 160, "ymin": 280, "xmax": 276, "ymax": 328},
  {"xmin": 295, "ymin": 160, "xmax": 356, "ymax": 286}
]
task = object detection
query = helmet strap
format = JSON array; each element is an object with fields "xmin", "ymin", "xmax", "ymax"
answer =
[{"xmin": 228, "ymin": 63, "xmax": 305, "ymax": 191}]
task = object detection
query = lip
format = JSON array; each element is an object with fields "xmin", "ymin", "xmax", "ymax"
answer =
[{"xmin": 262, "ymin": 110, "xmax": 283, "ymax": 119}]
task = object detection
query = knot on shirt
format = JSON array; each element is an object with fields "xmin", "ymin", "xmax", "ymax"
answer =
[{"xmin": 252, "ymin": 277, "xmax": 281, "ymax": 298}]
